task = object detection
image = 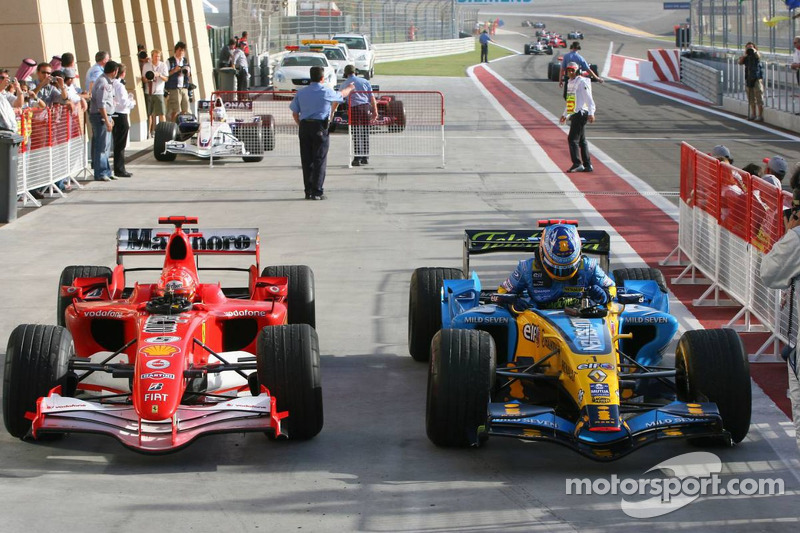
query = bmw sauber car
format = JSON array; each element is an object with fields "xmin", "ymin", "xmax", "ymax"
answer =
[
  {"xmin": 272, "ymin": 51, "xmax": 336, "ymax": 94},
  {"xmin": 568, "ymin": 30, "xmax": 585, "ymax": 39},
  {"xmin": 524, "ymin": 41, "xmax": 553, "ymax": 55},
  {"xmin": 329, "ymin": 88, "xmax": 406, "ymax": 134},
  {"xmin": 408, "ymin": 220, "xmax": 752, "ymax": 461},
  {"xmin": 154, "ymin": 101, "xmax": 275, "ymax": 163},
  {"xmin": 3, "ymin": 216, "xmax": 322, "ymax": 453}
]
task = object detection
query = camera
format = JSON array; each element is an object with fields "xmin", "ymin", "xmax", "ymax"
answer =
[
  {"xmin": 181, "ymin": 67, "xmax": 189, "ymax": 76},
  {"xmin": 138, "ymin": 50, "xmax": 148, "ymax": 60},
  {"xmin": 145, "ymin": 70, "xmax": 155, "ymax": 81},
  {"xmin": 745, "ymin": 47, "xmax": 755, "ymax": 56}
]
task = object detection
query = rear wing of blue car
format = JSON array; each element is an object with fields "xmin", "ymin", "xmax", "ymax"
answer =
[{"xmin": 462, "ymin": 228, "xmax": 611, "ymax": 274}]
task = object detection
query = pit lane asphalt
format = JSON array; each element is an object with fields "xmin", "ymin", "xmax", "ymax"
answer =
[{"xmin": 1, "ymin": 17, "xmax": 799, "ymax": 533}]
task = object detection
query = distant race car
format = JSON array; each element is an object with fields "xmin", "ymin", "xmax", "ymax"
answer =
[
  {"xmin": 532, "ymin": 21, "xmax": 546, "ymax": 29},
  {"xmin": 272, "ymin": 51, "xmax": 337, "ymax": 94},
  {"xmin": 524, "ymin": 41, "xmax": 553, "ymax": 55},
  {"xmin": 568, "ymin": 30, "xmax": 585, "ymax": 39},
  {"xmin": 3, "ymin": 216, "xmax": 322, "ymax": 453},
  {"xmin": 329, "ymin": 87, "xmax": 406, "ymax": 134},
  {"xmin": 408, "ymin": 221, "xmax": 752, "ymax": 460},
  {"xmin": 153, "ymin": 99, "xmax": 275, "ymax": 163}
]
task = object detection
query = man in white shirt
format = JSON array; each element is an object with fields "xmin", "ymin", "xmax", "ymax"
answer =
[
  {"xmin": 559, "ymin": 62, "xmax": 596, "ymax": 173},
  {"xmin": 231, "ymin": 42, "xmax": 249, "ymax": 94}
]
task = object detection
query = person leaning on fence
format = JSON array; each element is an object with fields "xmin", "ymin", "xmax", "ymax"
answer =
[
  {"xmin": 111, "ymin": 63, "xmax": 135, "ymax": 178},
  {"xmin": 289, "ymin": 67, "xmax": 355, "ymax": 200},
  {"xmin": 760, "ymin": 167, "xmax": 800, "ymax": 452},
  {"xmin": 738, "ymin": 42, "xmax": 764, "ymax": 122},
  {"xmin": 479, "ymin": 30, "xmax": 493, "ymax": 63},
  {"xmin": 166, "ymin": 41, "xmax": 191, "ymax": 122},
  {"xmin": 231, "ymin": 41, "xmax": 249, "ymax": 94},
  {"xmin": 343, "ymin": 64, "xmax": 377, "ymax": 167},
  {"xmin": 0, "ymin": 71, "xmax": 23, "ymax": 108},
  {"xmin": 89, "ymin": 60, "xmax": 119, "ymax": 182}
]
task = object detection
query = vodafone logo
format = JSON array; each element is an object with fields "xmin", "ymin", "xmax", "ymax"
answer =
[
  {"xmin": 224, "ymin": 309, "xmax": 267, "ymax": 317},
  {"xmin": 146, "ymin": 359, "xmax": 170, "ymax": 370},
  {"xmin": 85, "ymin": 310, "xmax": 123, "ymax": 318}
]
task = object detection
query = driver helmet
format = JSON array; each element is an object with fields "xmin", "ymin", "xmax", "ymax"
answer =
[
  {"xmin": 155, "ymin": 266, "xmax": 197, "ymax": 301},
  {"xmin": 539, "ymin": 224, "xmax": 582, "ymax": 280},
  {"xmin": 213, "ymin": 98, "xmax": 227, "ymax": 122}
]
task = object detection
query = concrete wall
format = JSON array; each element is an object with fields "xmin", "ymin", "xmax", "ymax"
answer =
[{"xmin": 0, "ymin": 0, "xmax": 212, "ymax": 142}]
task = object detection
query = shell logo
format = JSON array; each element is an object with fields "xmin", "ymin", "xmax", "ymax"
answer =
[{"xmin": 140, "ymin": 344, "xmax": 180, "ymax": 357}]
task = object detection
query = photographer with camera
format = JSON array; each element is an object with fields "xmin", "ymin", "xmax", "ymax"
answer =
[
  {"xmin": 31, "ymin": 62, "xmax": 62, "ymax": 107},
  {"xmin": 738, "ymin": 42, "xmax": 764, "ymax": 122},
  {"xmin": 165, "ymin": 41, "xmax": 192, "ymax": 122},
  {"xmin": 141, "ymin": 49, "xmax": 168, "ymax": 137},
  {"xmin": 760, "ymin": 165, "xmax": 800, "ymax": 451}
]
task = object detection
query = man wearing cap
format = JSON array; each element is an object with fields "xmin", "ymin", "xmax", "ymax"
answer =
[
  {"xmin": 711, "ymin": 144, "xmax": 733, "ymax": 165},
  {"xmin": 560, "ymin": 62, "xmax": 596, "ymax": 173},
  {"xmin": 559, "ymin": 42, "xmax": 602, "ymax": 100},
  {"xmin": 762, "ymin": 156, "xmax": 789, "ymax": 188}
]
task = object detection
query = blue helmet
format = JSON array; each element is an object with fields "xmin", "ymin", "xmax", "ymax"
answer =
[{"xmin": 539, "ymin": 224, "xmax": 582, "ymax": 280}]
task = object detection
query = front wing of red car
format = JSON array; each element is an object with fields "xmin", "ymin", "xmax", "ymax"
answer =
[{"xmin": 30, "ymin": 388, "xmax": 286, "ymax": 453}]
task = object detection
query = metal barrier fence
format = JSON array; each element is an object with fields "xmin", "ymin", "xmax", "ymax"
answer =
[
  {"xmin": 228, "ymin": 0, "xmax": 479, "ymax": 55},
  {"xmin": 664, "ymin": 142, "xmax": 793, "ymax": 359},
  {"xmin": 690, "ymin": 0, "xmax": 799, "ymax": 54},
  {"xmin": 14, "ymin": 105, "xmax": 87, "ymax": 206},
  {"xmin": 680, "ymin": 56, "xmax": 724, "ymax": 105},
  {"xmin": 208, "ymin": 90, "xmax": 445, "ymax": 167}
]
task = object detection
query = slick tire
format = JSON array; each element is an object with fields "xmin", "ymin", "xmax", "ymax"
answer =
[
  {"xmin": 257, "ymin": 324, "xmax": 323, "ymax": 440},
  {"xmin": 263, "ymin": 115, "xmax": 276, "ymax": 152},
  {"xmin": 261, "ymin": 265, "xmax": 316, "ymax": 328},
  {"xmin": 408, "ymin": 267, "xmax": 464, "ymax": 362},
  {"xmin": 426, "ymin": 329, "xmax": 495, "ymax": 447},
  {"xmin": 387, "ymin": 100, "xmax": 406, "ymax": 132},
  {"xmin": 57, "ymin": 265, "xmax": 113, "ymax": 327},
  {"xmin": 612, "ymin": 267, "xmax": 668, "ymax": 293},
  {"xmin": 242, "ymin": 124, "xmax": 265, "ymax": 162},
  {"xmin": 3, "ymin": 324, "xmax": 76, "ymax": 439},
  {"xmin": 675, "ymin": 328, "xmax": 751, "ymax": 444},
  {"xmin": 524, "ymin": 44, "xmax": 531, "ymax": 55},
  {"xmin": 154, "ymin": 121, "xmax": 178, "ymax": 162}
]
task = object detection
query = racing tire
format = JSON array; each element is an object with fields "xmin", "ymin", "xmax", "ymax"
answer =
[
  {"xmin": 263, "ymin": 115, "xmax": 276, "ymax": 152},
  {"xmin": 57, "ymin": 265, "xmax": 113, "ymax": 327},
  {"xmin": 547, "ymin": 62, "xmax": 560, "ymax": 82},
  {"xmin": 387, "ymin": 100, "xmax": 406, "ymax": 133},
  {"xmin": 261, "ymin": 265, "xmax": 315, "ymax": 328},
  {"xmin": 242, "ymin": 124, "xmax": 264, "ymax": 163},
  {"xmin": 524, "ymin": 44, "xmax": 531, "ymax": 55},
  {"xmin": 3, "ymin": 324, "xmax": 76, "ymax": 439},
  {"xmin": 675, "ymin": 328, "xmax": 751, "ymax": 444},
  {"xmin": 546, "ymin": 47, "xmax": 553, "ymax": 56},
  {"xmin": 154, "ymin": 121, "xmax": 179, "ymax": 162},
  {"xmin": 256, "ymin": 324, "xmax": 322, "ymax": 440},
  {"xmin": 426, "ymin": 329, "xmax": 495, "ymax": 447},
  {"xmin": 408, "ymin": 267, "xmax": 464, "ymax": 362},
  {"xmin": 612, "ymin": 267, "xmax": 668, "ymax": 293}
]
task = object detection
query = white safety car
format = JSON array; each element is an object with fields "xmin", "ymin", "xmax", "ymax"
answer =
[
  {"xmin": 153, "ymin": 99, "xmax": 275, "ymax": 163},
  {"xmin": 301, "ymin": 40, "xmax": 351, "ymax": 81},
  {"xmin": 331, "ymin": 33, "xmax": 375, "ymax": 79},
  {"xmin": 272, "ymin": 51, "xmax": 337, "ymax": 94}
]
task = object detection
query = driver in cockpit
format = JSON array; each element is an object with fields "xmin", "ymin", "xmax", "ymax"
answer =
[{"xmin": 497, "ymin": 223, "xmax": 614, "ymax": 309}]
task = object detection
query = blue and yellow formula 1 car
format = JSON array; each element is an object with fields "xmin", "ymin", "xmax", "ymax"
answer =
[{"xmin": 408, "ymin": 222, "xmax": 751, "ymax": 461}]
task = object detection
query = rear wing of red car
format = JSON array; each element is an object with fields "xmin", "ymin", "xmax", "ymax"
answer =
[
  {"xmin": 116, "ymin": 227, "xmax": 260, "ymax": 262},
  {"xmin": 463, "ymin": 228, "xmax": 611, "ymax": 274}
]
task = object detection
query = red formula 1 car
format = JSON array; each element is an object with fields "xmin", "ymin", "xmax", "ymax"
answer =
[
  {"xmin": 329, "ymin": 88, "xmax": 406, "ymax": 133},
  {"xmin": 2, "ymin": 216, "xmax": 322, "ymax": 453}
]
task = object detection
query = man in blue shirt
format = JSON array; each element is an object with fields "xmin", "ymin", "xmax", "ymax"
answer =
[
  {"xmin": 559, "ymin": 42, "xmax": 603, "ymax": 99},
  {"xmin": 290, "ymin": 67, "xmax": 354, "ymax": 200},
  {"xmin": 343, "ymin": 64, "xmax": 378, "ymax": 166},
  {"xmin": 479, "ymin": 30, "xmax": 493, "ymax": 63}
]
